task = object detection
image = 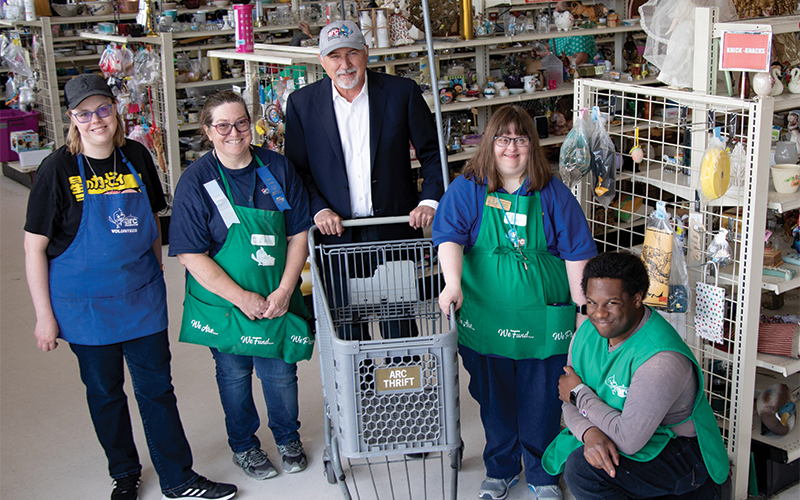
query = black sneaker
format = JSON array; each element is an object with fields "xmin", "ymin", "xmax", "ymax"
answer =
[
  {"xmin": 232, "ymin": 447, "xmax": 278, "ymax": 479},
  {"xmin": 162, "ymin": 475, "xmax": 237, "ymax": 499},
  {"xmin": 277, "ymin": 439, "xmax": 308, "ymax": 473},
  {"xmin": 111, "ymin": 473, "xmax": 140, "ymax": 500}
]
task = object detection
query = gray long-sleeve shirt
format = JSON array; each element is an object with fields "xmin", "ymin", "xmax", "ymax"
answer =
[{"xmin": 563, "ymin": 308, "xmax": 699, "ymax": 456}]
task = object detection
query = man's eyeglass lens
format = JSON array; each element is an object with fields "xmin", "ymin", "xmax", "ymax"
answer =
[
  {"xmin": 494, "ymin": 136, "xmax": 530, "ymax": 147},
  {"xmin": 73, "ymin": 105, "xmax": 113, "ymax": 123},
  {"xmin": 213, "ymin": 119, "xmax": 251, "ymax": 136}
]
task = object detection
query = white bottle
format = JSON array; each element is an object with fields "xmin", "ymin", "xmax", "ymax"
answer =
[
  {"xmin": 23, "ymin": 0, "xmax": 35, "ymax": 21},
  {"xmin": 525, "ymin": 12, "xmax": 535, "ymax": 34}
]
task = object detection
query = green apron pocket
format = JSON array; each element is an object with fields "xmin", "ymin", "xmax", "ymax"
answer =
[{"xmin": 180, "ymin": 290, "xmax": 314, "ymax": 363}]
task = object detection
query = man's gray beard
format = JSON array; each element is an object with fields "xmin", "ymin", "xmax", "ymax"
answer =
[{"xmin": 336, "ymin": 72, "xmax": 360, "ymax": 90}]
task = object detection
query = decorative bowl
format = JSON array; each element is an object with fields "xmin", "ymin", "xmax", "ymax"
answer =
[
  {"xmin": 82, "ymin": 1, "xmax": 114, "ymax": 16},
  {"xmin": 509, "ymin": 88, "xmax": 524, "ymax": 95},
  {"xmin": 771, "ymin": 164, "xmax": 800, "ymax": 194},
  {"xmin": 51, "ymin": 3, "xmax": 82, "ymax": 16},
  {"xmin": 212, "ymin": 0, "xmax": 229, "ymax": 6}
]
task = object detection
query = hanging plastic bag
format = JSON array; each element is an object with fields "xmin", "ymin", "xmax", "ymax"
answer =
[
  {"xmin": 99, "ymin": 44, "xmax": 125, "ymax": 78},
  {"xmin": 700, "ymin": 136, "xmax": 731, "ymax": 200},
  {"xmin": 133, "ymin": 47, "xmax": 161, "ymax": 87},
  {"xmin": 590, "ymin": 107, "xmax": 616, "ymax": 208},
  {"xmin": 642, "ymin": 201, "xmax": 673, "ymax": 309},
  {"xmin": 559, "ymin": 109, "xmax": 591, "ymax": 189},
  {"xmin": 668, "ymin": 217, "xmax": 690, "ymax": 313},
  {"xmin": 708, "ymin": 228, "xmax": 732, "ymax": 268},
  {"xmin": 1, "ymin": 42, "xmax": 33, "ymax": 78}
]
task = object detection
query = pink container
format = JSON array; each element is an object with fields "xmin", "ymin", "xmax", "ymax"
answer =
[{"xmin": 235, "ymin": 4, "xmax": 255, "ymax": 53}]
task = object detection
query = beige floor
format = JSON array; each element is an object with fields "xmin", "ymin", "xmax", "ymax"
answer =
[{"xmin": 1, "ymin": 174, "xmax": 797, "ymax": 500}]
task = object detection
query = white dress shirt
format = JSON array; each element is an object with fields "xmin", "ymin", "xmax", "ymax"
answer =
[
  {"xmin": 332, "ymin": 75, "xmax": 372, "ymax": 218},
  {"xmin": 327, "ymin": 74, "xmax": 439, "ymax": 221}
]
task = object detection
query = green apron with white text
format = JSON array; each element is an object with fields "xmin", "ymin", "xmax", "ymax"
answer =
[
  {"xmin": 179, "ymin": 159, "xmax": 313, "ymax": 364},
  {"xmin": 541, "ymin": 310, "xmax": 729, "ymax": 484},
  {"xmin": 458, "ymin": 188, "xmax": 575, "ymax": 360}
]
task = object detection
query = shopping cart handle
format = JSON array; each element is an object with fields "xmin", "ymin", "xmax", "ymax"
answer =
[{"xmin": 341, "ymin": 216, "xmax": 410, "ymax": 228}]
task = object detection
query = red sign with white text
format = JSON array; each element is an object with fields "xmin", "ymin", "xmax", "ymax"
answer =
[{"xmin": 720, "ymin": 31, "xmax": 772, "ymax": 72}]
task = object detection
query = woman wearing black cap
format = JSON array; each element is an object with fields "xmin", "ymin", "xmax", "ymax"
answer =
[{"xmin": 23, "ymin": 74, "xmax": 238, "ymax": 500}]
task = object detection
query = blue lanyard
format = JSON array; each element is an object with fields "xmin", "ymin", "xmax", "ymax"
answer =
[
  {"xmin": 492, "ymin": 177, "xmax": 527, "ymax": 248},
  {"xmin": 215, "ymin": 149, "xmax": 291, "ymax": 212}
]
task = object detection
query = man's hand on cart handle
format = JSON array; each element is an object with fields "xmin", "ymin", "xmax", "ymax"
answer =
[
  {"xmin": 409, "ymin": 205, "xmax": 435, "ymax": 229},
  {"xmin": 314, "ymin": 209, "xmax": 344, "ymax": 237},
  {"xmin": 438, "ymin": 284, "xmax": 463, "ymax": 320}
]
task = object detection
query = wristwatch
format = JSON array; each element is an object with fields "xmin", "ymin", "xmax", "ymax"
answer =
[
  {"xmin": 569, "ymin": 383, "xmax": 586, "ymax": 406},
  {"xmin": 576, "ymin": 304, "xmax": 587, "ymax": 315}
]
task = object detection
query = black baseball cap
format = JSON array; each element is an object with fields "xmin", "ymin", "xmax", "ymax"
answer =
[{"xmin": 64, "ymin": 74, "xmax": 114, "ymax": 109}]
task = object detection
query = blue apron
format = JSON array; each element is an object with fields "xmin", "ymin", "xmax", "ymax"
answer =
[{"xmin": 48, "ymin": 149, "xmax": 168, "ymax": 345}]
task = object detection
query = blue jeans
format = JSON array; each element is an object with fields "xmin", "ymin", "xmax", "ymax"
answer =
[
  {"xmin": 459, "ymin": 345, "xmax": 565, "ymax": 486},
  {"xmin": 210, "ymin": 349, "xmax": 301, "ymax": 453},
  {"xmin": 69, "ymin": 330, "xmax": 198, "ymax": 495},
  {"xmin": 564, "ymin": 436, "xmax": 718, "ymax": 500}
]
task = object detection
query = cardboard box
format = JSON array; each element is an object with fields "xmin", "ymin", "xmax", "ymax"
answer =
[
  {"xmin": 10, "ymin": 130, "xmax": 38, "ymax": 153},
  {"xmin": 611, "ymin": 195, "xmax": 644, "ymax": 221},
  {"xmin": 18, "ymin": 148, "xmax": 52, "ymax": 167},
  {"xmin": 763, "ymin": 247, "xmax": 784, "ymax": 267}
]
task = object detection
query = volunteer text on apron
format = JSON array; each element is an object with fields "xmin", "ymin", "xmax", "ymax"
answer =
[{"xmin": 49, "ymin": 150, "xmax": 167, "ymax": 345}]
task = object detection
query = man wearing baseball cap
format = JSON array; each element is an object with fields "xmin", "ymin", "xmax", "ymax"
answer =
[{"xmin": 284, "ymin": 20, "xmax": 443, "ymax": 342}]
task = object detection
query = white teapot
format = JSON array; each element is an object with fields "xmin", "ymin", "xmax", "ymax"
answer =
[{"xmin": 788, "ymin": 68, "xmax": 800, "ymax": 94}]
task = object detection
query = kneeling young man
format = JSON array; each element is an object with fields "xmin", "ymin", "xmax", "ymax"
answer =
[{"xmin": 542, "ymin": 251, "xmax": 729, "ymax": 499}]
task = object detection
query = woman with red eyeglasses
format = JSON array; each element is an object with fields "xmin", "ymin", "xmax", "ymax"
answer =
[
  {"xmin": 169, "ymin": 91, "xmax": 314, "ymax": 484},
  {"xmin": 23, "ymin": 74, "xmax": 237, "ymax": 500}
]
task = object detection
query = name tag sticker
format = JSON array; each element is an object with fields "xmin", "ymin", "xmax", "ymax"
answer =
[
  {"xmin": 251, "ymin": 234, "xmax": 276, "ymax": 246},
  {"xmin": 204, "ymin": 180, "xmax": 240, "ymax": 228},
  {"xmin": 486, "ymin": 196, "xmax": 511, "ymax": 211},
  {"xmin": 504, "ymin": 213, "xmax": 528, "ymax": 226}
]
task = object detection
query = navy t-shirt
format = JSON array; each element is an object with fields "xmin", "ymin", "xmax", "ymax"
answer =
[
  {"xmin": 168, "ymin": 147, "xmax": 312, "ymax": 258},
  {"xmin": 432, "ymin": 174, "xmax": 597, "ymax": 261}
]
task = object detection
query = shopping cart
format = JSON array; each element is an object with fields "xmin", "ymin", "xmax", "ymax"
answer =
[{"xmin": 308, "ymin": 217, "xmax": 461, "ymax": 500}]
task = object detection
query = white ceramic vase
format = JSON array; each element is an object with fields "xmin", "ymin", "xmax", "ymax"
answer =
[
  {"xmin": 770, "ymin": 66, "xmax": 784, "ymax": 96},
  {"xmin": 788, "ymin": 68, "xmax": 800, "ymax": 94}
]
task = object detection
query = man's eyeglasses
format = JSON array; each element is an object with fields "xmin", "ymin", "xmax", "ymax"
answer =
[
  {"xmin": 209, "ymin": 119, "xmax": 251, "ymax": 136},
  {"xmin": 494, "ymin": 136, "xmax": 530, "ymax": 148},
  {"xmin": 72, "ymin": 104, "xmax": 113, "ymax": 124}
]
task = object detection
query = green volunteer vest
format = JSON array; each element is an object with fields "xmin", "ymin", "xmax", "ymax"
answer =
[
  {"xmin": 541, "ymin": 309, "xmax": 729, "ymax": 484},
  {"xmin": 458, "ymin": 188, "xmax": 575, "ymax": 360},
  {"xmin": 179, "ymin": 159, "xmax": 313, "ymax": 364}
]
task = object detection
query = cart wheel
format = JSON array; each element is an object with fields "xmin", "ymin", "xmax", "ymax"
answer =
[
  {"xmin": 451, "ymin": 440, "xmax": 464, "ymax": 471},
  {"xmin": 323, "ymin": 459, "xmax": 337, "ymax": 484}
]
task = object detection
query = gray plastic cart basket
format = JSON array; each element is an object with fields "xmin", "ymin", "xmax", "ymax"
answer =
[{"xmin": 309, "ymin": 217, "xmax": 461, "ymax": 500}]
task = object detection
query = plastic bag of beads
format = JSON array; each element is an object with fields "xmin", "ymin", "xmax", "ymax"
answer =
[{"xmin": 589, "ymin": 107, "xmax": 616, "ymax": 208}]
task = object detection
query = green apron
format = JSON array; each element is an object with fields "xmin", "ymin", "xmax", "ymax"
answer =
[
  {"xmin": 458, "ymin": 187, "xmax": 575, "ymax": 360},
  {"xmin": 179, "ymin": 156, "xmax": 313, "ymax": 364},
  {"xmin": 541, "ymin": 309, "xmax": 729, "ymax": 484}
]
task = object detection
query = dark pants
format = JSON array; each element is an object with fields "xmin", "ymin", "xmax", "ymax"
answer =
[
  {"xmin": 326, "ymin": 225, "xmax": 419, "ymax": 341},
  {"xmin": 69, "ymin": 330, "xmax": 197, "ymax": 495},
  {"xmin": 460, "ymin": 344, "xmax": 565, "ymax": 486},
  {"xmin": 564, "ymin": 436, "xmax": 718, "ymax": 500}
]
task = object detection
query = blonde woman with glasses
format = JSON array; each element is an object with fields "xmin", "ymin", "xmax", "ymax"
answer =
[
  {"xmin": 24, "ymin": 74, "xmax": 237, "ymax": 500},
  {"xmin": 433, "ymin": 105, "xmax": 596, "ymax": 500}
]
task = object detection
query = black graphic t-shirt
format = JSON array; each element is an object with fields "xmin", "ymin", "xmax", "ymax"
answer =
[{"xmin": 24, "ymin": 140, "xmax": 167, "ymax": 259}]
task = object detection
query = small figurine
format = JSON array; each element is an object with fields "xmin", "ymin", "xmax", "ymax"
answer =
[
  {"xmin": 553, "ymin": 10, "xmax": 573, "ymax": 31},
  {"xmin": 550, "ymin": 111, "xmax": 571, "ymax": 135},
  {"xmin": 569, "ymin": 1, "xmax": 608, "ymax": 22},
  {"xmin": 623, "ymin": 33, "xmax": 640, "ymax": 69},
  {"xmin": 770, "ymin": 65, "xmax": 784, "ymax": 96}
]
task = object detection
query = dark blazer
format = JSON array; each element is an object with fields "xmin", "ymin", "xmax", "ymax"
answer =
[{"xmin": 284, "ymin": 70, "xmax": 444, "ymax": 243}]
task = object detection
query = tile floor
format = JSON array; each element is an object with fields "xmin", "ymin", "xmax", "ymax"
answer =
[{"xmin": 1, "ymin": 175, "xmax": 797, "ymax": 500}]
